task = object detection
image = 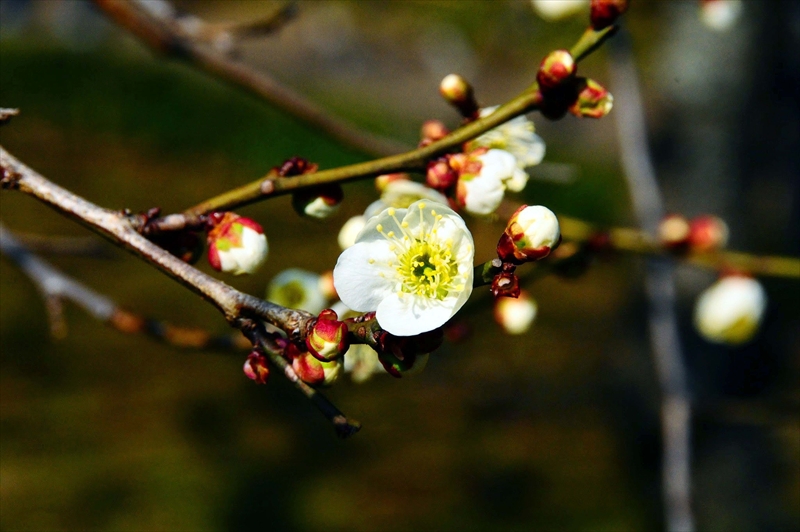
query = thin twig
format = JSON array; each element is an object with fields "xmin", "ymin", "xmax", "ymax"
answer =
[
  {"xmin": 92, "ymin": 0, "xmax": 407, "ymax": 156},
  {"xmin": 609, "ymin": 31, "xmax": 694, "ymax": 532}
]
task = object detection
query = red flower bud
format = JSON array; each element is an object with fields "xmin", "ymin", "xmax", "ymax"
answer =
[
  {"xmin": 243, "ymin": 351, "xmax": 269, "ymax": 385},
  {"xmin": 688, "ymin": 215, "xmax": 729, "ymax": 252},
  {"xmin": 590, "ymin": 0, "xmax": 629, "ymax": 30},
  {"xmin": 537, "ymin": 50, "xmax": 576, "ymax": 91},
  {"xmin": 206, "ymin": 212, "xmax": 268, "ymax": 275},
  {"xmin": 568, "ymin": 78, "xmax": 613, "ymax": 119},
  {"xmin": 426, "ymin": 159, "xmax": 458, "ymax": 192},
  {"xmin": 306, "ymin": 309, "xmax": 350, "ymax": 362}
]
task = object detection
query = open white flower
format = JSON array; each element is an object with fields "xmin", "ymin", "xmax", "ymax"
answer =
[
  {"xmin": 694, "ymin": 275, "xmax": 766, "ymax": 345},
  {"xmin": 471, "ymin": 106, "xmax": 546, "ymax": 175},
  {"xmin": 333, "ymin": 200, "xmax": 474, "ymax": 336},
  {"xmin": 456, "ymin": 149, "xmax": 519, "ymax": 216}
]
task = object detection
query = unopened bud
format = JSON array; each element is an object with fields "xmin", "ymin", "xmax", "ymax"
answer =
[
  {"xmin": 421, "ymin": 120, "xmax": 450, "ymax": 143},
  {"xmin": 243, "ymin": 351, "xmax": 269, "ymax": 384},
  {"xmin": 569, "ymin": 78, "xmax": 613, "ymax": 119},
  {"xmin": 688, "ymin": 215, "xmax": 729, "ymax": 252},
  {"xmin": 306, "ymin": 309, "xmax": 350, "ymax": 361},
  {"xmin": 590, "ymin": 0, "xmax": 628, "ymax": 30},
  {"xmin": 375, "ymin": 173, "xmax": 409, "ymax": 193},
  {"xmin": 289, "ymin": 344, "xmax": 342, "ymax": 387},
  {"xmin": 694, "ymin": 275, "xmax": 766, "ymax": 345},
  {"xmin": 658, "ymin": 213, "xmax": 691, "ymax": 249},
  {"xmin": 292, "ymin": 184, "xmax": 344, "ymax": 219},
  {"xmin": 497, "ymin": 205, "xmax": 561, "ymax": 263},
  {"xmin": 494, "ymin": 290, "xmax": 538, "ymax": 334},
  {"xmin": 439, "ymin": 74, "xmax": 479, "ymax": 118},
  {"xmin": 426, "ymin": 159, "xmax": 458, "ymax": 191},
  {"xmin": 206, "ymin": 212, "xmax": 268, "ymax": 275},
  {"xmin": 537, "ymin": 50, "xmax": 576, "ymax": 91}
]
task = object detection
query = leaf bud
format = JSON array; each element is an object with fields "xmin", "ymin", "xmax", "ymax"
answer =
[
  {"xmin": 590, "ymin": 0, "xmax": 629, "ymax": 30},
  {"xmin": 497, "ymin": 205, "xmax": 561, "ymax": 263},
  {"xmin": 243, "ymin": 351, "xmax": 269, "ymax": 385},
  {"xmin": 688, "ymin": 215, "xmax": 729, "ymax": 252},
  {"xmin": 306, "ymin": 309, "xmax": 350, "ymax": 362},
  {"xmin": 568, "ymin": 78, "xmax": 613, "ymax": 119},
  {"xmin": 206, "ymin": 212, "xmax": 268, "ymax": 275},
  {"xmin": 537, "ymin": 50, "xmax": 576, "ymax": 91},
  {"xmin": 291, "ymin": 184, "xmax": 344, "ymax": 219}
]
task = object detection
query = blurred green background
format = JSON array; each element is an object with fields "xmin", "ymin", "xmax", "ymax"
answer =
[{"xmin": 1, "ymin": 1, "xmax": 798, "ymax": 531}]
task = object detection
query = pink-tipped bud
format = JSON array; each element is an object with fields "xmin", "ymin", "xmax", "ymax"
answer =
[
  {"xmin": 426, "ymin": 159, "xmax": 458, "ymax": 191},
  {"xmin": 375, "ymin": 173, "xmax": 409, "ymax": 193},
  {"xmin": 291, "ymin": 184, "xmax": 344, "ymax": 219},
  {"xmin": 494, "ymin": 290, "xmax": 538, "ymax": 334},
  {"xmin": 243, "ymin": 351, "xmax": 269, "ymax": 385},
  {"xmin": 590, "ymin": 0, "xmax": 629, "ymax": 30},
  {"xmin": 537, "ymin": 50, "xmax": 576, "ymax": 91},
  {"xmin": 497, "ymin": 205, "xmax": 561, "ymax": 263},
  {"xmin": 421, "ymin": 120, "xmax": 450, "ymax": 143},
  {"xmin": 568, "ymin": 78, "xmax": 613, "ymax": 119},
  {"xmin": 289, "ymin": 343, "xmax": 342, "ymax": 387},
  {"xmin": 206, "ymin": 212, "xmax": 268, "ymax": 275},
  {"xmin": 688, "ymin": 215, "xmax": 729, "ymax": 252},
  {"xmin": 306, "ymin": 309, "xmax": 350, "ymax": 362},
  {"xmin": 658, "ymin": 213, "xmax": 691, "ymax": 250},
  {"xmin": 439, "ymin": 73, "xmax": 479, "ymax": 118}
]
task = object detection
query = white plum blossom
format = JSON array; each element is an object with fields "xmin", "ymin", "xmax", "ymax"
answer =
[
  {"xmin": 206, "ymin": 213, "xmax": 268, "ymax": 276},
  {"xmin": 694, "ymin": 275, "xmax": 766, "ymax": 345},
  {"xmin": 334, "ymin": 200, "xmax": 474, "ymax": 336},
  {"xmin": 531, "ymin": 0, "xmax": 588, "ymax": 21},
  {"xmin": 338, "ymin": 215, "xmax": 367, "ymax": 250},
  {"xmin": 457, "ymin": 149, "xmax": 523, "ymax": 216},
  {"xmin": 494, "ymin": 290, "xmax": 538, "ymax": 335},
  {"xmin": 364, "ymin": 180, "xmax": 449, "ymax": 219},
  {"xmin": 471, "ymin": 106, "xmax": 546, "ymax": 175},
  {"xmin": 267, "ymin": 268, "xmax": 328, "ymax": 315}
]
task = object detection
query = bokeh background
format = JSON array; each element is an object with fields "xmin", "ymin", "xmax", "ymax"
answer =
[{"xmin": 1, "ymin": 1, "xmax": 798, "ymax": 530}]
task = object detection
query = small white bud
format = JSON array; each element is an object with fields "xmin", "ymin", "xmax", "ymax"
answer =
[{"xmin": 694, "ymin": 275, "xmax": 766, "ymax": 345}]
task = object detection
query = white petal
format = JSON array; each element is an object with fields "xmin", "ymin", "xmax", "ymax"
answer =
[
  {"xmin": 376, "ymin": 293, "xmax": 459, "ymax": 336},
  {"xmin": 333, "ymin": 240, "xmax": 396, "ymax": 312}
]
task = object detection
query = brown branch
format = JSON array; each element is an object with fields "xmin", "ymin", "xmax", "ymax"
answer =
[
  {"xmin": 0, "ymin": 146, "xmax": 361, "ymax": 437},
  {"xmin": 92, "ymin": 0, "xmax": 407, "ymax": 157}
]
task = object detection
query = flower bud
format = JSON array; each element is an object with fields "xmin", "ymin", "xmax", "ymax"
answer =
[
  {"xmin": 291, "ymin": 184, "xmax": 344, "ymax": 219},
  {"xmin": 590, "ymin": 0, "xmax": 628, "ymax": 30},
  {"xmin": 206, "ymin": 212, "xmax": 268, "ymax": 275},
  {"xmin": 537, "ymin": 50, "xmax": 576, "ymax": 91},
  {"xmin": 568, "ymin": 78, "xmax": 613, "ymax": 119},
  {"xmin": 439, "ymin": 73, "xmax": 479, "ymax": 118},
  {"xmin": 289, "ymin": 344, "xmax": 342, "ymax": 387},
  {"xmin": 694, "ymin": 275, "xmax": 766, "ymax": 345},
  {"xmin": 267, "ymin": 268, "xmax": 327, "ymax": 315},
  {"xmin": 338, "ymin": 215, "xmax": 366, "ymax": 250},
  {"xmin": 688, "ymin": 215, "xmax": 729, "ymax": 252},
  {"xmin": 497, "ymin": 205, "xmax": 561, "ymax": 263},
  {"xmin": 658, "ymin": 213, "xmax": 691, "ymax": 250},
  {"xmin": 426, "ymin": 159, "xmax": 458, "ymax": 191},
  {"xmin": 375, "ymin": 173, "xmax": 409, "ymax": 193},
  {"xmin": 421, "ymin": 120, "xmax": 450, "ymax": 143},
  {"xmin": 243, "ymin": 351, "xmax": 269, "ymax": 384},
  {"xmin": 306, "ymin": 309, "xmax": 350, "ymax": 361},
  {"xmin": 494, "ymin": 290, "xmax": 538, "ymax": 334}
]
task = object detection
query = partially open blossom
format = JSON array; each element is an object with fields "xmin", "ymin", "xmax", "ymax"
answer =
[
  {"xmin": 495, "ymin": 290, "xmax": 538, "ymax": 334},
  {"xmin": 590, "ymin": 0, "xmax": 629, "ymax": 30},
  {"xmin": 456, "ymin": 149, "xmax": 523, "ymax": 216},
  {"xmin": 537, "ymin": 50, "xmax": 576, "ymax": 90},
  {"xmin": 426, "ymin": 159, "xmax": 458, "ymax": 192},
  {"xmin": 334, "ymin": 200, "xmax": 474, "ymax": 336},
  {"xmin": 206, "ymin": 212, "xmax": 268, "ymax": 275},
  {"xmin": 292, "ymin": 184, "xmax": 344, "ymax": 219},
  {"xmin": 694, "ymin": 275, "xmax": 766, "ymax": 345},
  {"xmin": 243, "ymin": 351, "xmax": 269, "ymax": 384},
  {"xmin": 306, "ymin": 309, "xmax": 349, "ymax": 361},
  {"xmin": 700, "ymin": 0, "xmax": 743, "ymax": 32},
  {"xmin": 497, "ymin": 205, "xmax": 561, "ymax": 263},
  {"xmin": 364, "ymin": 180, "xmax": 449, "ymax": 219},
  {"xmin": 658, "ymin": 213, "xmax": 691, "ymax": 249},
  {"xmin": 338, "ymin": 215, "xmax": 367, "ymax": 250},
  {"xmin": 375, "ymin": 173, "xmax": 409, "ymax": 193},
  {"xmin": 469, "ymin": 106, "xmax": 546, "ymax": 175},
  {"xmin": 267, "ymin": 268, "xmax": 327, "ymax": 315},
  {"xmin": 569, "ymin": 78, "xmax": 613, "ymax": 119},
  {"xmin": 531, "ymin": 0, "xmax": 588, "ymax": 21},
  {"xmin": 688, "ymin": 215, "xmax": 729, "ymax": 252}
]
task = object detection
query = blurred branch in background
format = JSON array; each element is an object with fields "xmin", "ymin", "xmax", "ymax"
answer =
[
  {"xmin": 92, "ymin": 0, "xmax": 407, "ymax": 157},
  {"xmin": 609, "ymin": 30, "xmax": 694, "ymax": 532}
]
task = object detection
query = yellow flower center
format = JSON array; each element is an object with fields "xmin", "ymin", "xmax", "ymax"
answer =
[{"xmin": 374, "ymin": 203, "xmax": 468, "ymax": 301}]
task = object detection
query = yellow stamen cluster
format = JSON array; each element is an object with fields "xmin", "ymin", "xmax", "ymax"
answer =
[{"xmin": 374, "ymin": 203, "xmax": 467, "ymax": 301}]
